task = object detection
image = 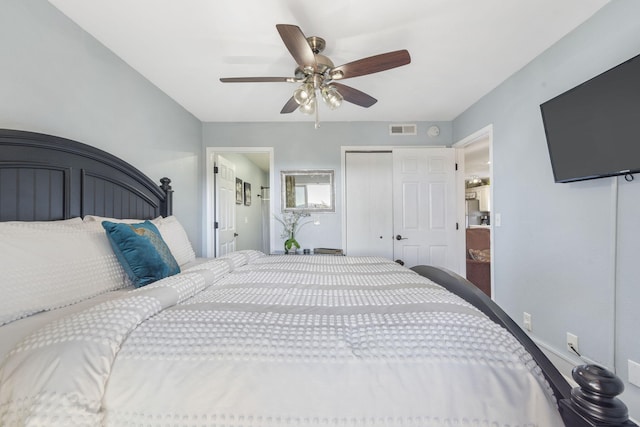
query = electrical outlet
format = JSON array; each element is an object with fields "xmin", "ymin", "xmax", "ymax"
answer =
[
  {"xmin": 523, "ymin": 312, "xmax": 532, "ymax": 332},
  {"xmin": 494, "ymin": 213, "xmax": 502, "ymax": 227},
  {"xmin": 629, "ymin": 360, "xmax": 640, "ymax": 387},
  {"xmin": 567, "ymin": 332, "xmax": 579, "ymax": 354}
]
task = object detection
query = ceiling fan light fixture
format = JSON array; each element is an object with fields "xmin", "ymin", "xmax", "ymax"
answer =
[
  {"xmin": 293, "ymin": 82, "xmax": 315, "ymax": 106},
  {"xmin": 329, "ymin": 69, "xmax": 344, "ymax": 80},
  {"xmin": 321, "ymin": 85, "xmax": 343, "ymax": 110},
  {"xmin": 219, "ymin": 24, "xmax": 411, "ymax": 127},
  {"xmin": 298, "ymin": 96, "xmax": 316, "ymax": 115}
]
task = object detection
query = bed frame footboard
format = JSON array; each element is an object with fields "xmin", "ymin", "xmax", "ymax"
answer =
[{"xmin": 411, "ymin": 265, "xmax": 636, "ymax": 427}]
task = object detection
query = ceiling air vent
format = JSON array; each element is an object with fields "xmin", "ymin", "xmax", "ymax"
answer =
[{"xmin": 389, "ymin": 124, "xmax": 417, "ymax": 136}]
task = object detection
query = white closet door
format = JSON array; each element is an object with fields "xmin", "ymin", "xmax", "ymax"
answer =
[{"xmin": 345, "ymin": 151, "xmax": 393, "ymax": 258}]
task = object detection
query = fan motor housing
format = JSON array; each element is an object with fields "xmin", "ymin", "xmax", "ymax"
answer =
[
  {"xmin": 307, "ymin": 36, "xmax": 325, "ymax": 54},
  {"xmin": 294, "ymin": 36, "xmax": 334, "ymax": 78}
]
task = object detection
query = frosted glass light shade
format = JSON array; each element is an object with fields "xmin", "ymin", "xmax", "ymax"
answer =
[
  {"xmin": 321, "ymin": 85, "xmax": 343, "ymax": 110},
  {"xmin": 294, "ymin": 83, "xmax": 315, "ymax": 106}
]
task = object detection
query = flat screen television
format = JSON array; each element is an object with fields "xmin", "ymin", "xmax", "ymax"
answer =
[{"xmin": 540, "ymin": 53, "xmax": 640, "ymax": 183}]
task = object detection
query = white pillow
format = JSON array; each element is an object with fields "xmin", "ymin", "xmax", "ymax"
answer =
[
  {"xmin": 3, "ymin": 217, "xmax": 83, "ymax": 225},
  {"xmin": 219, "ymin": 250, "xmax": 253, "ymax": 269},
  {"xmin": 219, "ymin": 250, "xmax": 266, "ymax": 268},
  {"xmin": 155, "ymin": 216, "xmax": 196, "ymax": 266},
  {"xmin": 83, "ymin": 215, "xmax": 162, "ymax": 224},
  {"xmin": 0, "ymin": 221, "xmax": 128, "ymax": 326}
]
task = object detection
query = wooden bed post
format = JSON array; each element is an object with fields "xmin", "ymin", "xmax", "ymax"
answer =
[
  {"xmin": 559, "ymin": 364, "xmax": 634, "ymax": 426},
  {"xmin": 160, "ymin": 177, "xmax": 173, "ymax": 217}
]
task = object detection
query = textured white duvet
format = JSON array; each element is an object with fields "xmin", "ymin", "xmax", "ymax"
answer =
[{"xmin": 0, "ymin": 253, "xmax": 564, "ymax": 426}]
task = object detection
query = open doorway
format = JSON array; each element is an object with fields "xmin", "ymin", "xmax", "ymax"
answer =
[
  {"xmin": 205, "ymin": 147, "xmax": 275, "ymax": 257},
  {"xmin": 453, "ymin": 125, "xmax": 493, "ymax": 297}
]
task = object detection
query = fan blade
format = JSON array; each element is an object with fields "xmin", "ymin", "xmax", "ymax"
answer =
[
  {"xmin": 280, "ymin": 96, "xmax": 299, "ymax": 114},
  {"xmin": 330, "ymin": 50, "xmax": 411, "ymax": 80},
  {"xmin": 220, "ymin": 77, "xmax": 296, "ymax": 83},
  {"xmin": 276, "ymin": 24, "xmax": 316, "ymax": 70},
  {"xmin": 332, "ymin": 83, "xmax": 377, "ymax": 108}
]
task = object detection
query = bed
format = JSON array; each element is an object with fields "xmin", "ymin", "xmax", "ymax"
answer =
[{"xmin": 0, "ymin": 129, "xmax": 635, "ymax": 427}]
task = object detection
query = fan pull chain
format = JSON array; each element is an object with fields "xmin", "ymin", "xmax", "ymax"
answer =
[{"xmin": 315, "ymin": 90, "xmax": 320, "ymax": 129}]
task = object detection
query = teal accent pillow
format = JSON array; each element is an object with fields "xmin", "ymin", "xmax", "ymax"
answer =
[{"xmin": 102, "ymin": 220, "xmax": 180, "ymax": 287}]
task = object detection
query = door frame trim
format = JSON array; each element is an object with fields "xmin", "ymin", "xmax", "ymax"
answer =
[
  {"xmin": 205, "ymin": 147, "xmax": 275, "ymax": 257},
  {"xmin": 452, "ymin": 124, "xmax": 494, "ymax": 297}
]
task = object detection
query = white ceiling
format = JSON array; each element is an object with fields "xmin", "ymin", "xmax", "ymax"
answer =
[{"xmin": 48, "ymin": 0, "xmax": 609, "ymax": 123}]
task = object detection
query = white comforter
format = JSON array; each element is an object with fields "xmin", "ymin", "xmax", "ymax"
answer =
[{"xmin": 0, "ymin": 253, "xmax": 563, "ymax": 426}]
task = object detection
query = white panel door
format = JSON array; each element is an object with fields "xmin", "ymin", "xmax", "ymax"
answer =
[
  {"xmin": 345, "ymin": 152, "xmax": 393, "ymax": 258},
  {"xmin": 393, "ymin": 147, "xmax": 457, "ymax": 269},
  {"xmin": 214, "ymin": 155, "xmax": 237, "ymax": 256}
]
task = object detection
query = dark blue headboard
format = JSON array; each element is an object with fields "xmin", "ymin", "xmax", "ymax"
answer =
[{"xmin": 0, "ymin": 129, "xmax": 172, "ymax": 221}]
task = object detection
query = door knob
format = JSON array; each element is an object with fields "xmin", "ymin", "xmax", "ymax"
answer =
[
  {"xmin": 396, "ymin": 234, "xmax": 407, "ymax": 240},
  {"xmin": 233, "ymin": 233, "xmax": 239, "ymax": 237}
]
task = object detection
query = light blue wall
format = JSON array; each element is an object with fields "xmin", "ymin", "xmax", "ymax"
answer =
[
  {"xmin": 0, "ymin": 0, "xmax": 203, "ymax": 252},
  {"xmin": 452, "ymin": 0, "xmax": 640, "ymax": 417},
  {"xmin": 203, "ymin": 121, "xmax": 451, "ymax": 251}
]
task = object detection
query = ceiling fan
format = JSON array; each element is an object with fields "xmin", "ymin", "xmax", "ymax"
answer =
[{"xmin": 220, "ymin": 24, "xmax": 411, "ymax": 125}]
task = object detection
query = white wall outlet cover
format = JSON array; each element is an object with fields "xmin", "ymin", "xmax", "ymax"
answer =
[
  {"xmin": 523, "ymin": 312, "xmax": 532, "ymax": 331},
  {"xmin": 629, "ymin": 359, "xmax": 640, "ymax": 387},
  {"xmin": 494, "ymin": 213, "xmax": 501, "ymax": 227}
]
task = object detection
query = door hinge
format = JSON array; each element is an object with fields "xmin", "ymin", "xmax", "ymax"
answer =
[
  {"xmin": 214, "ymin": 221, "xmax": 219, "ymax": 229},
  {"xmin": 455, "ymin": 163, "xmax": 458, "ymax": 171},
  {"xmin": 214, "ymin": 166, "xmax": 219, "ymax": 173},
  {"xmin": 456, "ymin": 222, "xmax": 459, "ymax": 230}
]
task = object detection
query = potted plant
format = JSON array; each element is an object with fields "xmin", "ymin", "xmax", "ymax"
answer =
[{"xmin": 274, "ymin": 211, "xmax": 311, "ymax": 254}]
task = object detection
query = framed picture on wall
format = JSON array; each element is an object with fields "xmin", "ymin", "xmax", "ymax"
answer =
[
  {"xmin": 235, "ymin": 178, "xmax": 243, "ymax": 204},
  {"xmin": 244, "ymin": 182, "xmax": 251, "ymax": 206}
]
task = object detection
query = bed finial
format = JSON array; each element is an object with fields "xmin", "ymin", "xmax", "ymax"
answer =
[
  {"xmin": 560, "ymin": 364, "xmax": 634, "ymax": 426},
  {"xmin": 160, "ymin": 177, "xmax": 172, "ymax": 190},
  {"xmin": 160, "ymin": 177, "xmax": 173, "ymax": 217}
]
